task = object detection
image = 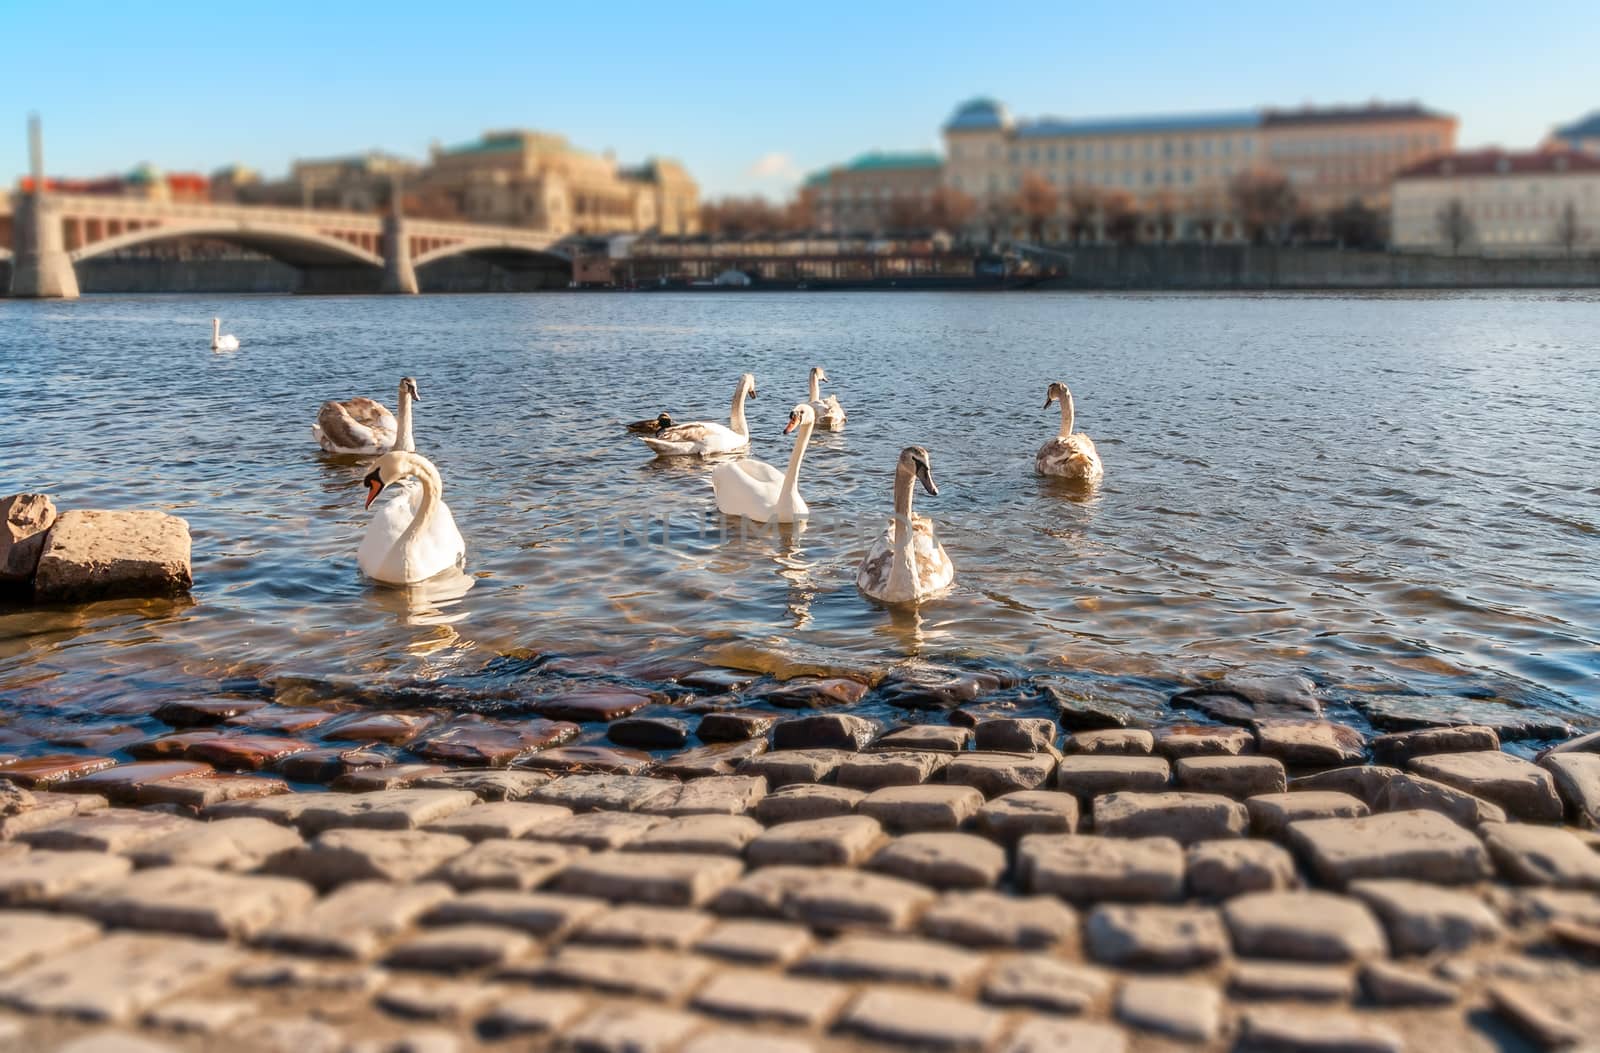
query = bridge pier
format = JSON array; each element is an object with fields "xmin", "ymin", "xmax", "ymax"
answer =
[
  {"xmin": 9, "ymin": 195, "xmax": 79, "ymax": 300},
  {"xmin": 380, "ymin": 214, "xmax": 417, "ymax": 295}
]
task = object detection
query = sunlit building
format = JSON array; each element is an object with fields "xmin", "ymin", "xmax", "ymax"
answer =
[
  {"xmin": 1390, "ymin": 149, "xmax": 1600, "ymax": 255},
  {"xmin": 416, "ymin": 130, "xmax": 699, "ymax": 236},
  {"xmin": 289, "ymin": 151, "xmax": 416, "ymax": 211},
  {"xmin": 940, "ymin": 97, "xmax": 1456, "ymax": 241},
  {"xmin": 1262, "ymin": 103, "xmax": 1456, "ymax": 210},
  {"xmin": 801, "ymin": 152, "xmax": 944, "ymax": 233}
]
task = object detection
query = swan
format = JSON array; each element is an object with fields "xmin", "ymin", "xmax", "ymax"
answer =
[
  {"xmin": 357, "ymin": 451, "xmax": 465, "ymax": 585},
  {"xmin": 806, "ymin": 367, "xmax": 846, "ymax": 431},
  {"xmin": 312, "ymin": 377, "xmax": 413, "ymax": 455},
  {"xmin": 211, "ymin": 317, "xmax": 239, "ymax": 352},
  {"xmin": 711, "ymin": 403, "xmax": 816, "ymax": 523},
  {"xmin": 640, "ymin": 373, "xmax": 756, "ymax": 457},
  {"xmin": 856, "ymin": 446, "xmax": 954, "ymax": 605},
  {"xmin": 626, "ymin": 412, "xmax": 677, "ymax": 435},
  {"xmin": 1035, "ymin": 381, "xmax": 1104, "ymax": 484}
]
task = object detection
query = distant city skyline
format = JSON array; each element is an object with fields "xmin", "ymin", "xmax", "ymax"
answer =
[{"xmin": 5, "ymin": 0, "xmax": 1596, "ymax": 200}]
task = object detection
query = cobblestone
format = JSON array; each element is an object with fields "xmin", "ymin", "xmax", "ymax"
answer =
[
  {"xmin": 745, "ymin": 814, "xmax": 884, "ymax": 866},
  {"xmin": 944, "ymin": 752, "xmax": 1057, "ymax": 796},
  {"xmin": 426, "ymin": 889, "xmax": 604, "ymax": 937},
  {"xmin": 1085, "ymin": 903, "xmax": 1230, "ymax": 968},
  {"xmin": 552, "ymin": 850, "xmax": 744, "ymax": 906},
  {"xmin": 1092, "ymin": 790, "xmax": 1247, "ymax": 843},
  {"xmin": 974, "ymin": 790, "xmax": 1079, "ymax": 841},
  {"xmin": 1020, "ymin": 834, "xmax": 1185, "ymax": 902},
  {"xmin": 857, "ymin": 784, "xmax": 984, "ymax": 831},
  {"xmin": 1055, "ymin": 755, "xmax": 1171, "ymax": 799},
  {"xmin": 0, "ymin": 932, "xmax": 240, "ymax": 1021},
  {"xmin": 920, "ymin": 890, "xmax": 1078, "ymax": 948},
  {"xmin": 258, "ymin": 880, "xmax": 453, "ymax": 958},
  {"xmin": 868, "ymin": 831, "xmax": 1006, "ymax": 888},
  {"xmin": 752, "ymin": 784, "xmax": 863, "ymax": 823},
  {"xmin": 432, "ymin": 838, "xmax": 585, "ymax": 890},
  {"xmin": 574, "ymin": 904, "xmax": 716, "ymax": 949},
  {"xmin": 839, "ymin": 988, "xmax": 1003, "ymax": 1050},
  {"xmin": 60, "ymin": 865, "xmax": 314, "ymax": 939},
  {"xmin": 982, "ymin": 954, "xmax": 1110, "ymax": 1013},
  {"xmin": 274, "ymin": 828, "xmax": 472, "ymax": 887}
]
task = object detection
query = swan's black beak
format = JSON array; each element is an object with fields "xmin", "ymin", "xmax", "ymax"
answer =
[
  {"xmin": 1043, "ymin": 394, "xmax": 1056, "ymax": 409},
  {"xmin": 916, "ymin": 462, "xmax": 939, "ymax": 497},
  {"xmin": 748, "ymin": 389, "xmax": 758, "ymax": 400},
  {"xmin": 783, "ymin": 412, "xmax": 799, "ymax": 435},
  {"xmin": 363, "ymin": 470, "xmax": 385, "ymax": 510}
]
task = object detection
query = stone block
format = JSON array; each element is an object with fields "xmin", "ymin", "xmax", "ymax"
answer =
[
  {"xmin": 558, "ymin": 1005, "xmax": 705, "ymax": 1053},
  {"xmin": 785, "ymin": 867, "xmax": 937, "ymax": 930},
  {"xmin": 1229, "ymin": 960, "xmax": 1353, "ymax": 1001},
  {"xmin": 1482, "ymin": 821, "xmax": 1600, "ymax": 889},
  {"xmin": 20, "ymin": 809, "xmax": 199, "ymax": 853},
  {"xmin": 60, "ymin": 864, "xmax": 314, "ymax": 939},
  {"xmin": 944, "ymin": 752, "xmax": 1057, "ymax": 796},
  {"xmin": 273, "ymin": 828, "xmax": 471, "ymax": 888},
  {"xmin": 529, "ymin": 810, "xmax": 664, "ymax": 850},
  {"xmin": 1373, "ymin": 771, "xmax": 1508, "ymax": 826},
  {"xmin": 257, "ymin": 879, "xmax": 453, "ymax": 958},
  {"xmin": 840, "ymin": 989, "xmax": 1003, "ymax": 1050},
  {"xmin": 975, "ymin": 790, "xmax": 1079, "ymax": 841},
  {"xmin": 857, "ymin": 784, "xmax": 984, "ymax": 831},
  {"xmin": 1542, "ymin": 752, "xmax": 1600, "ymax": 829},
  {"xmin": 1067, "ymin": 729, "xmax": 1153, "ymax": 756},
  {"xmin": 871, "ymin": 724, "xmax": 972, "ymax": 752},
  {"xmin": 0, "ymin": 492, "xmax": 55, "ymax": 583},
  {"xmin": 1224, "ymin": 890, "xmax": 1387, "ymax": 961},
  {"xmin": 1371, "ymin": 725, "xmax": 1500, "ymax": 766},
  {"xmin": 0, "ymin": 932, "xmax": 239, "ymax": 1021},
  {"xmin": 477, "ymin": 991, "xmax": 589, "ymax": 1038},
  {"xmin": 1246, "ymin": 790, "xmax": 1368, "ymax": 839},
  {"xmin": 628, "ymin": 814, "xmax": 763, "ymax": 855},
  {"xmin": 423, "ymin": 801, "xmax": 570, "ymax": 841},
  {"xmin": 126, "ymin": 816, "xmax": 302, "ymax": 871},
  {"xmin": 1348, "ymin": 878, "xmax": 1502, "ymax": 955},
  {"xmin": 1000, "ymin": 1019, "xmax": 1129, "ymax": 1053},
  {"xmin": 920, "ymin": 890, "xmax": 1078, "ymax": 948},
  {"xmin": 745, "ymin": 815, "xmax": 884, "ymax": 866},
  {"xmin": 771, "ymin": 713, "xmax": 877, "ymax": 751},
  {"xmin": 1186, "ymin": 838, "xmax": 1298, "ymax": 899},
  {"xmin": 1093, "ymin": 791, "xmax": 1247, "ymax": 843},
  {"xmin": 800, "ymin": 934, "xmax": 987, "ymax": 988},
  {"xmin": 643, "ymin": 775, "xmax": 767, "ymax": 816},
  {"xmin": 974, "ymin": 717, "xmax": 1059, "ymax": 754},
  {"xmin": 1237, "ymin": 1009, "xmax": 1402, "ymax": 1053},
  {"xmin": 525, "ymin": 946, "xmax": 714, "ymax": 1001},
  {"xmin": 1154, "ymin": 724, "xmax": 1253, "ymax": 758},
  {"xmin": 1055, "ymin": 756, "xmax": 1171, "ymax": 799},
  {"xmin": 1116, "ymin": 978, "xmax": 1221, "ymax": 1042},
  {"xmin": 868, "ymin": 832, "xmax": 1006, "ymax": 889},
  {"xmin": 552, "ymin": 850, "xmax": 744, "ymax": 906},
  {"xmin": 33, "ymin": 509, "xmax": 192, "ymax": 601},
  {"xmin": 836, "ymin": 750, "xmax": 950, "ymax": 789},
  {"xmin": 426, "ymin": 889, "xmax": 604, "ymax": 937},
  {"xmin": 432, "ymin": 838, "xmax": 584, "ymax": 891},
  {"xmin": 1410, "ymin": 751, "xmax": 1563, "ymax": 822},
  {"xmin": 1287, "ymin": 810, "xmax": 1491, "ymax": 886},
  {"xmin": 1020, "ymin": 834, "xmax": 1185, "ymax": 902},
  {"xmin": 531, "ymin": 773, "xmax": 678, "ymax": 812},
  {"xmin": 0, "ymin": 849, "xmax": 133, "ymax": 905},
  {"xmin": 0, "ymin": 910, "xmax": 101, "ymax": 972},
  {"xmin": 292, "ymin": 789, "xmax": 478, "ymax": 834},
  {"xmin": 982, "ymin": 954, "xmax": 1109, "ymax": 1013},
  {"xmin": 1175, "ymin": 755, "xmax": 1287, "ymax": 798},
  {"xmin": 694, "ymin": 918, "xmax": 814, "ymax": 964},
  {"xmin": 691, "ymin": 968, "xmax": 850, "ymax": 1028},
  {"xmin": 383, "ymin": 924, "xmax": 533, "ymax": 971},
  {"xmin": 1253, "ymin": 720, "xmax": 1366, "ymax": 768},
  {"xmin": 737, "ymin": 749, "xmax": 850, "ymax": 788},
  {"xmin": 752, "ymin": 783, "xmax": 862, "ymax": 823},
  {"xmin": 1086, "ymin": 903, "xmax": 1229, "ymax": 968}
]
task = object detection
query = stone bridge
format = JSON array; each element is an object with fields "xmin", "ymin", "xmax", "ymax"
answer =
[{"xmin": 2, "ymin": 192, "xmax": 570, "ymax": 298}]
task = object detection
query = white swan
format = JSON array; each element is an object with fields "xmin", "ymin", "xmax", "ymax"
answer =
[
  {"xmin": 857, "ymin": 446, "xmax": 954, "ymax": 605},
  {"xmin": 806, "ymin": 367, "xmax": 846, "ymax": 431},
  {"xmin": 312, "ymin": 377, "xmax": 413, "ymax": 455},
  {"xmin": 640, "ymin": 373, "xmax": 756, "ymax": 457},
  {"xmin": 712, "ymin": 403, "xmax": 816, "ymax": 523},
  {"xmin": 357, "ymin": 451, "xmax": 465, "ymax": 585},
  {"xmin": 211, "ymin": 317, "xmax": 239, "ymax": 352},
  {"xmin": 1035, "ymin": 380, "xmax": 1104, "ymax": 484}
]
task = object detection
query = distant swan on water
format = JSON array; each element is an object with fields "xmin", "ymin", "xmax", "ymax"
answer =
[
  {"xmin": 313, "ymin": 377, "xmax": 416, "ymax": 456},
  {"xmin": 1035, "ymin": 380, "xmax": 1104, "ymax": 484},
  {"xmin": 805, "ymin": 367, "xmax": 846, "ymax": 431},
  {"xmin": 211, "ymin": 317, "xmax": 239, "ymax": 352}
]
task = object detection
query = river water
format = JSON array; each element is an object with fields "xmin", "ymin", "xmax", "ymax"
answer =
[{"xmin": 1, "ymin": 291, "xmax": 1597, "ymax": 735}]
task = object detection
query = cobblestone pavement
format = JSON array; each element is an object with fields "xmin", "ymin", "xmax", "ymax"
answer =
[{"xmin": 2, "ymin": 685, "xmax": 1599, "ymax": 1052}]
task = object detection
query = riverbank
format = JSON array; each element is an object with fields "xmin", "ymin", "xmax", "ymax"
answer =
[
  {"xmin": 6, "ymin": 247, "xmax": 1599, "ymax": 296},
  {"xmin": 1, "ymin": 655, "xmax": 1598, "ymax": 1052}
]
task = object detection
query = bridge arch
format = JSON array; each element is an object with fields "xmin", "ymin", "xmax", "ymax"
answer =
[
  {"xmin": 412, "ymin": 238, "xmax": 570, "ymax": 271},
  {"xmin": 69, "ymin": 221, "xmax": 384, "ymax": 270}
]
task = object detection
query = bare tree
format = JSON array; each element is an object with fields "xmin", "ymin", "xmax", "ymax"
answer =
[
  {"xmin": 1436, "ymin": 199, "xmax": 1474, "ymax": 256},
  {"xmin": 1187, "ymin": 190, "xmax": 1223, "ymax": 244},
  {"xmin": 1147, "ymin": 191, "xmax": 1179, "ymax": 243},
  {"xmin": 1065, "ymin": 187, "xmax": 1101, "ymax": 244},
  {"xmin": 1555, "ymin": 201, "xmax": 1585, "ymax": 256},
  {"xmin": 1229, "ymin": 171, "xmax": 1298, "ymax": 245},
  {"xmin": 927, "ymin": 187, "xmax": 977, "ymax": 238},
  {"xmin": 1012, "ymin": 174, "xmax": 1059, "ymax": 244},
  {"xmin": 1327, "ymin": 198, "xmax": 1384, "ymax": 250},
  {"xmin": 700, "ymin": 196, "xmax": 786, "ymax": 237},
  {"xmin": 1101, "ymin": 190, "xmax": 1141, "ymax": 246}
]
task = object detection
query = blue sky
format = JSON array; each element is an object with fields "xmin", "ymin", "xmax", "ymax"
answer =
[{"xmin": 4, "ymin": 0, "xmax": 1595, "ymax": 199}]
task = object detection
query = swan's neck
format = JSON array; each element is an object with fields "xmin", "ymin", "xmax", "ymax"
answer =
[
  {"xmin": 211, "ymin": 319, "xmax": 220, "ymax": 349},
  {"xmin": 780, "ymin": 419, "xmax": 815, "ymax": 501},
  {"xmin": 1057, "ymin": 392, "xmax": 1076, "ymax": 438},
  {"xmin": 395, "ymin": 387, "xmax": 415, "ymax": 453},
  {"xmin": 892, "ymin": 464, "xmax": 917, "ymax": 552},
  {"xmin": 889, "ymin": 464, "xmax": 918, "ymax": 594},
  {"xmin": 808, "ymin": 372, "xmax": 821, "ymax": 402},
  {"xmin": 395, "ymin": 454, "xmax": 441, "ymax": 551},
  {"xmin": 729, "ymin": 383, "xmax": 750, "ymax": 437}
]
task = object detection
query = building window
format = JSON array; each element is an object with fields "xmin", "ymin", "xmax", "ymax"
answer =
[
  {"xmin": 1066, "ymin": 145, "xmax": 1076, "ymax": 161},
  {"xmin": 1046, "ymin": 145, "xmax": 1057, "ymax": 161},
  {"xmin": 1010, "ymin": 148, "xmax": 1021, "ymax": 164},
  {"xmin": 1163, "ymin": 140, "xmax": 1174, "ymax": 158},
  {"xmin": 1183, "ymin": 168, "xmax": 1193, "ymax": 184},
  {"xmin": 1222, "ymin": 140, "xmax": 1232, "ymax": 156}
]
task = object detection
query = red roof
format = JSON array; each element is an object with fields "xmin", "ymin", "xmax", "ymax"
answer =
[{"xmin": 1396, "ymin": 149, "xmax": 1600, "ymax": 180}]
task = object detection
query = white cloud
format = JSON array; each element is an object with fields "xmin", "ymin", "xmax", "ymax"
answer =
[{"xmin": 745, "ymin": 152, "xmax": 800, "ymax": 180}]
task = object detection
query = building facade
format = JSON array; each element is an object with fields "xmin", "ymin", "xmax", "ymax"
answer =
[
  {"xmin": 415, "ymin": 130, "xmax": 699, "ymax": 236},
  {"xmin": 1390, "ymin": 149, "xmax": 1600, "ymax": 255},
  {"xmin": 1549, "ymin": 112, "xmax": 1600, "ymax": 156},
  {"xmin": 1262, "ymin": 104, "xmax": 1456, "ymax": 211},
  {"xmin": 801, "ymin": 152, "xmax": 944, "ymax": 233},
  {"xmin": 940, "ymin": 97, "xmax": 1456, "ymax": 242}
]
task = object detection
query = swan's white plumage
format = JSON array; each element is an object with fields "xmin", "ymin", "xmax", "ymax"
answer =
[
  {"xmin": 357, "ymin": 452, "xmax": 466, "ymax": 586},
  {"xmin": 211, "ymin": 317, "xmax": 239, "ymax": 352},
  {"xmin": 641, "ymin": 373, "xmax": 755, "ymax": 457},
  {"xmin": 711, "ymin": 404, "xmax": 815, "ymax": 523}
]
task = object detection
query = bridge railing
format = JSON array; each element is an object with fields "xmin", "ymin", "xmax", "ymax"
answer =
[{"xmin": 28, "ymin": 192, "xmax": 387, "ymax": 231}]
